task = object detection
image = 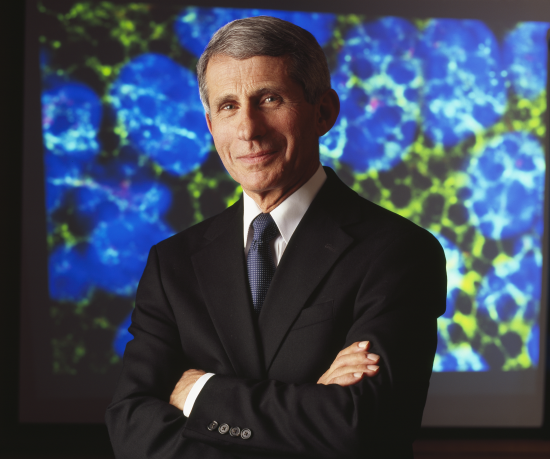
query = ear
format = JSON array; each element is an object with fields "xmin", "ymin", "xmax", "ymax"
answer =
[
  {"xmin": 315, "ymin": 89, "xmax": 340, "ymax": 137},
  {"xmin": 205, "ymin": 112, "xmax": 213, "ymax": 135}
]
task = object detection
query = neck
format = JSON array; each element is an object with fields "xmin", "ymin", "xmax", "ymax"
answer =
[{"xmin": 245, "ymin": 164, "xmax": 319, "ymax": 213}]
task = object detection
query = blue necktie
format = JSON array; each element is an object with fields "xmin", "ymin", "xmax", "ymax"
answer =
[{"xmin": 247, "ymin": 213, "xmax": 280, "ymax": 315}]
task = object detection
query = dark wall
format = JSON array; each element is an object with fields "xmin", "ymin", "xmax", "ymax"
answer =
[
  {"xmin": 1, "ymin": 1, "xmax": 114, "ymax": 457},
  {"xmin": 0, "ymin": 0, "xmax": 26, "ymax": 454}
]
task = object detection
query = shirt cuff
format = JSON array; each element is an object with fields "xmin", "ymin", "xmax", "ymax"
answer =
[{"xmin": 183, "ymin": 373, "xmax": 215, "ymax": 417}]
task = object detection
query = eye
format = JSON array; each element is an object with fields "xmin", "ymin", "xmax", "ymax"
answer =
[
  {"xmin": 265, "ymin": 96, "xmax": 277, "ymax": 103},
  {"xmin": 221, "ymin": 104, "xmax": 235, "ymax": 111}
]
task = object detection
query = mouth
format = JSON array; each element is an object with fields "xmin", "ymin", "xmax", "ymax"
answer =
[{"xmin": 236, "ymin": 150, "xmax": 277, "ymax": 166}]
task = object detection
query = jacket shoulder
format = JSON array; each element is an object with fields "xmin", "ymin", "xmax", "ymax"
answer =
[
  {"xmin": 356, "ymin": 193, "xmax": 442, "ymax": 249},
  {"xmin": 323, "ymin": 168, "xmax": 442, "ymax": 253}
]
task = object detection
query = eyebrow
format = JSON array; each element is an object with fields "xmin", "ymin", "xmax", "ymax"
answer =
[{"xmin": 211, "ymin": 87, "xmax": 283, "ymax": 110}]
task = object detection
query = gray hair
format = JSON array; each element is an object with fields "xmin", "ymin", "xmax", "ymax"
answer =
[{"xmin": 196, "ymin": 16, "xmax": 331, "ymax": 113}]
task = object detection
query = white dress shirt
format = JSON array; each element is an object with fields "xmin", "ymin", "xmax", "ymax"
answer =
[{"xmin": 183, "ymin": 164, "xmax": 327, "ymax": 417}]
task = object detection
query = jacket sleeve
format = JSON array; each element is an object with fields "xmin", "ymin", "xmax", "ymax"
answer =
[
  {"xmin": 181, "ymin": 231, "xmax": 447, "ymax": 458},
  {"xmin": 105, "ymin": 246, "xmax": 241, "ymax": 459}
]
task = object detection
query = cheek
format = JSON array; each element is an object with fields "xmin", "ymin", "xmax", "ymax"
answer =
[
  {"xmin": 211, "ymin": 128, "xmax": 232, "ymax": 158},
  {"xmin": 287, "ymin": 108, "xmax": 314, "ymax": 133},
  {"xmin": 277, "ymin": 115, "xmax": 302, "ymax": 144},
  {"xmin": 284, "ymin": 119, "xmax": 312, "ymax": 151}
]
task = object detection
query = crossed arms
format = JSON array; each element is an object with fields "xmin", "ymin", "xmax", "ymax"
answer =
[
  {"xmin": 106, "ymin": 227, "xmax": 446, "ymax": 459},
  {"xmin": 170, "ymin": 340, "xmax": 381, "ymax": 414}
]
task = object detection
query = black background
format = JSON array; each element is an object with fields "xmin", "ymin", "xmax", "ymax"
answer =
[{"xmin": 2, "ymin": 0, "xmax": 550, "ymax": 456}]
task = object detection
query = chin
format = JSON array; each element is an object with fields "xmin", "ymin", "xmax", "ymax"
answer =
[
  {"xmin": 240, "ymin": 171, "xmax": 281, "ymax": 191},
  {"xmin": 243, "ymin": 182, "xmax": 275, "ymax": 195}
]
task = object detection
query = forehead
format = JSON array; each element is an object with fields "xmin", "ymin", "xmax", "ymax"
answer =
[{"xmin": 205, "ymin": 55, "xmax": 294, "ymax": 97}]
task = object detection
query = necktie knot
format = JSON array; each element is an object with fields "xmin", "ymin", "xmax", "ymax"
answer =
[{"xmin": 251, "ymin": 213, "xmax": 279, "ymax": 245}]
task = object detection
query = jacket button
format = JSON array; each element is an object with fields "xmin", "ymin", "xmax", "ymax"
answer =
[
  {"xmin": 207, "ymin": 421, "xmax": 218, "ymax": 431},
  {"xmin": 240, "ymin": 428, "xmax": 252, "ymax": 440},
  {"xmin": 229, "ymin": 426, "xmax": 241, "ymax": 437},
  {"xmin": 218, "ymin": 423, "xmax": 230, "ymax": 435}
]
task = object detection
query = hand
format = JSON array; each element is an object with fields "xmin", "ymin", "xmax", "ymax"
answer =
[
  {"xmin": 317, "ymin": 341, "xmax": 380, "ymax": 386},
  {"xmin": 169, "ymin": 369, "xmax": 206, "ymax": 411}
]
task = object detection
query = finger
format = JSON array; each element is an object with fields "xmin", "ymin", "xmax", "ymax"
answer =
[
  {"xmin": 366, "ymin": 353, "xmax": 380, "ymax": 363},
  {"xmin": 327, "ymin": 364, "xmax": 379, "ymax": 382},
  {"xmin": 337, "ymin": 341, "xmax": 370, "ymax": 358},
  {"xmin": 330, "ymin": 350, "xmax": 374, "ymax": 371},
  {"xmin": 328, "ymin": 372, "xmax": 363, "ymax": 387},
  {"xmin": 329, "ymin": 366, "xmax": 380, "ymax": 386},
  {"xmin": 362, "ymin": 368, "xmax": 379, "ymax": 379},
  {"xmin": 317, "ymin": 364, "xmax": 378, "ymax": 385}
]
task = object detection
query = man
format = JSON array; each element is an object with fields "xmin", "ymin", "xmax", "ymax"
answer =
[{"xmin": 106, "ymin": 16, "xmax": 446, "ymax": 459}]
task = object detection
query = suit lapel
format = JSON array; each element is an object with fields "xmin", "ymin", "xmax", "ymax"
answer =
[
  {"xmin": 191, "ymin": 201, "xmax": 265, "ymax": 379},
  {"xmin": 258, "ymin": 170, "xmax": 356, "ymax": 371}
]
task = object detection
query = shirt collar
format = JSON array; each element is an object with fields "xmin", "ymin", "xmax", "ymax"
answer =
[{"xmin": 242, "ymin": 164, "xmax": 327, "ymax": 247}]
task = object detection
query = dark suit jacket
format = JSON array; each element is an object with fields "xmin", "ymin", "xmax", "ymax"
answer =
[{"xmin": 106, "ymin": 167, "xmax": 446, "ymax": 459}]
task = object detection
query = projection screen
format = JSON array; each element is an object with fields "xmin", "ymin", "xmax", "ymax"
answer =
[{"xmin": 20, "ymin": 0, "xmax": 548, "ymax": 425}]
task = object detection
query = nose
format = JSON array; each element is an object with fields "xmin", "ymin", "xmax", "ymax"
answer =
[{"xmin": 237, "ymin": 105, "xmax": 266, "ymax": 141}]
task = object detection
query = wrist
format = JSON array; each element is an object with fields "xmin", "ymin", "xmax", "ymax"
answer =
[{"xmin": 183, "ymin": 373, "xmax": 215, "ymax": 417}]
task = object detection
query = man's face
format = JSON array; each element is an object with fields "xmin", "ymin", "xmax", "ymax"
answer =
[{"xmin": 204, "ymin": 55, "xmax": 321, "ymax": 196}]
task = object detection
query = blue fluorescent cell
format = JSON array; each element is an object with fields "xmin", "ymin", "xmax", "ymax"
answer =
[
  {"xmin": 55, "ymin": 147, "xmax": 172, "ymax": 237},
  {"xmin": 434, "ymin": 346, "xmax": 489, "ymax": 372},
  {"xmin": 174, "ymin": 7, "xmax": 336, "ymax": 57},
  {"xmin": 503, "ymin": 22, "xmax": 550, "ymax": 100},
  {"xmin": 49, "ymin": 195, "xmax": 174, "ymax": 301},
  {"xmin": 89, "ymin": 213, "xmax": 173, "ymax": 296},
  {"xmin": 48, "ymin": 244, "xmax": 95, "ymax": 302},
  {"xmin": 42, "ymin": 82, "xmax": 102, "ymax": 214},
  {"xmin": 72, "ymin": 185, "xmax": 116, "ymax": 226},
  {"xmin": 322, "ymin": 17, "xmax": 421, "ymax": 172},
  {"xmin": 90, "ymin": 145, "xmax": 153, "ymax": 186},
  {"xmin": 495, "ymin": 292, "xmax": 519, "ymax": 321},
  {"xmin": 465, "ymin": 132, "xmax": 545, "ymax": 239},
  {"xmin": 46, "ymin": 181, "xmax": 65, "ymax": 212},
  {"xmin": 79, "ymin": 150, "xmax": 172, "ymax": 224},
  {"xmin": 477, "ymin": 248, "xmax": 542, "ymax": 339},
  {"xmin": 527, "ymin": 325, "xmax": 540, "ymax": 366},
  {"xmin": 509, "ymin": 259, "xmax": 542, "ymax": 302},
  {"xmin": 434, "ymin": 352, "xmax": 457, "ymax": 371},
  {"xmin": 113, "ymin": 311, "xmax": 133, "ymax": 358},
  {"xmin": 42, "ymin": 82, "xmax": 102, "ymax": 159},
  {"xmin": 45, "ymin": 150, "xmax": 88, "ymax": 183},
  {"xmin": 436, "ymin": 330, "xmax": 448, "ymax": 354},
  {"xmin": 46, "ymin": 141, "xmax": 175, "ymax": 299},
  {"xmin": 524, "ymin": 299, "xmax": 538, "ymax": 321},
  {"xmin": 44, "ymin": 147, "xmax": 92, "ymax": 218},
  {"xmin": 73, "ymin": 178, "xmax": 172, "ymax": 225},
  {"xmin": 418, "ymin": 19, "xmax": 506, "ymax": 147},
  {"xmin": 110, "ymin": 53, "xmax": 211, "ymax": 176},
  {"xmin": 430, "ymin": 232, "xmax": 465, "ymax": 319}
]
